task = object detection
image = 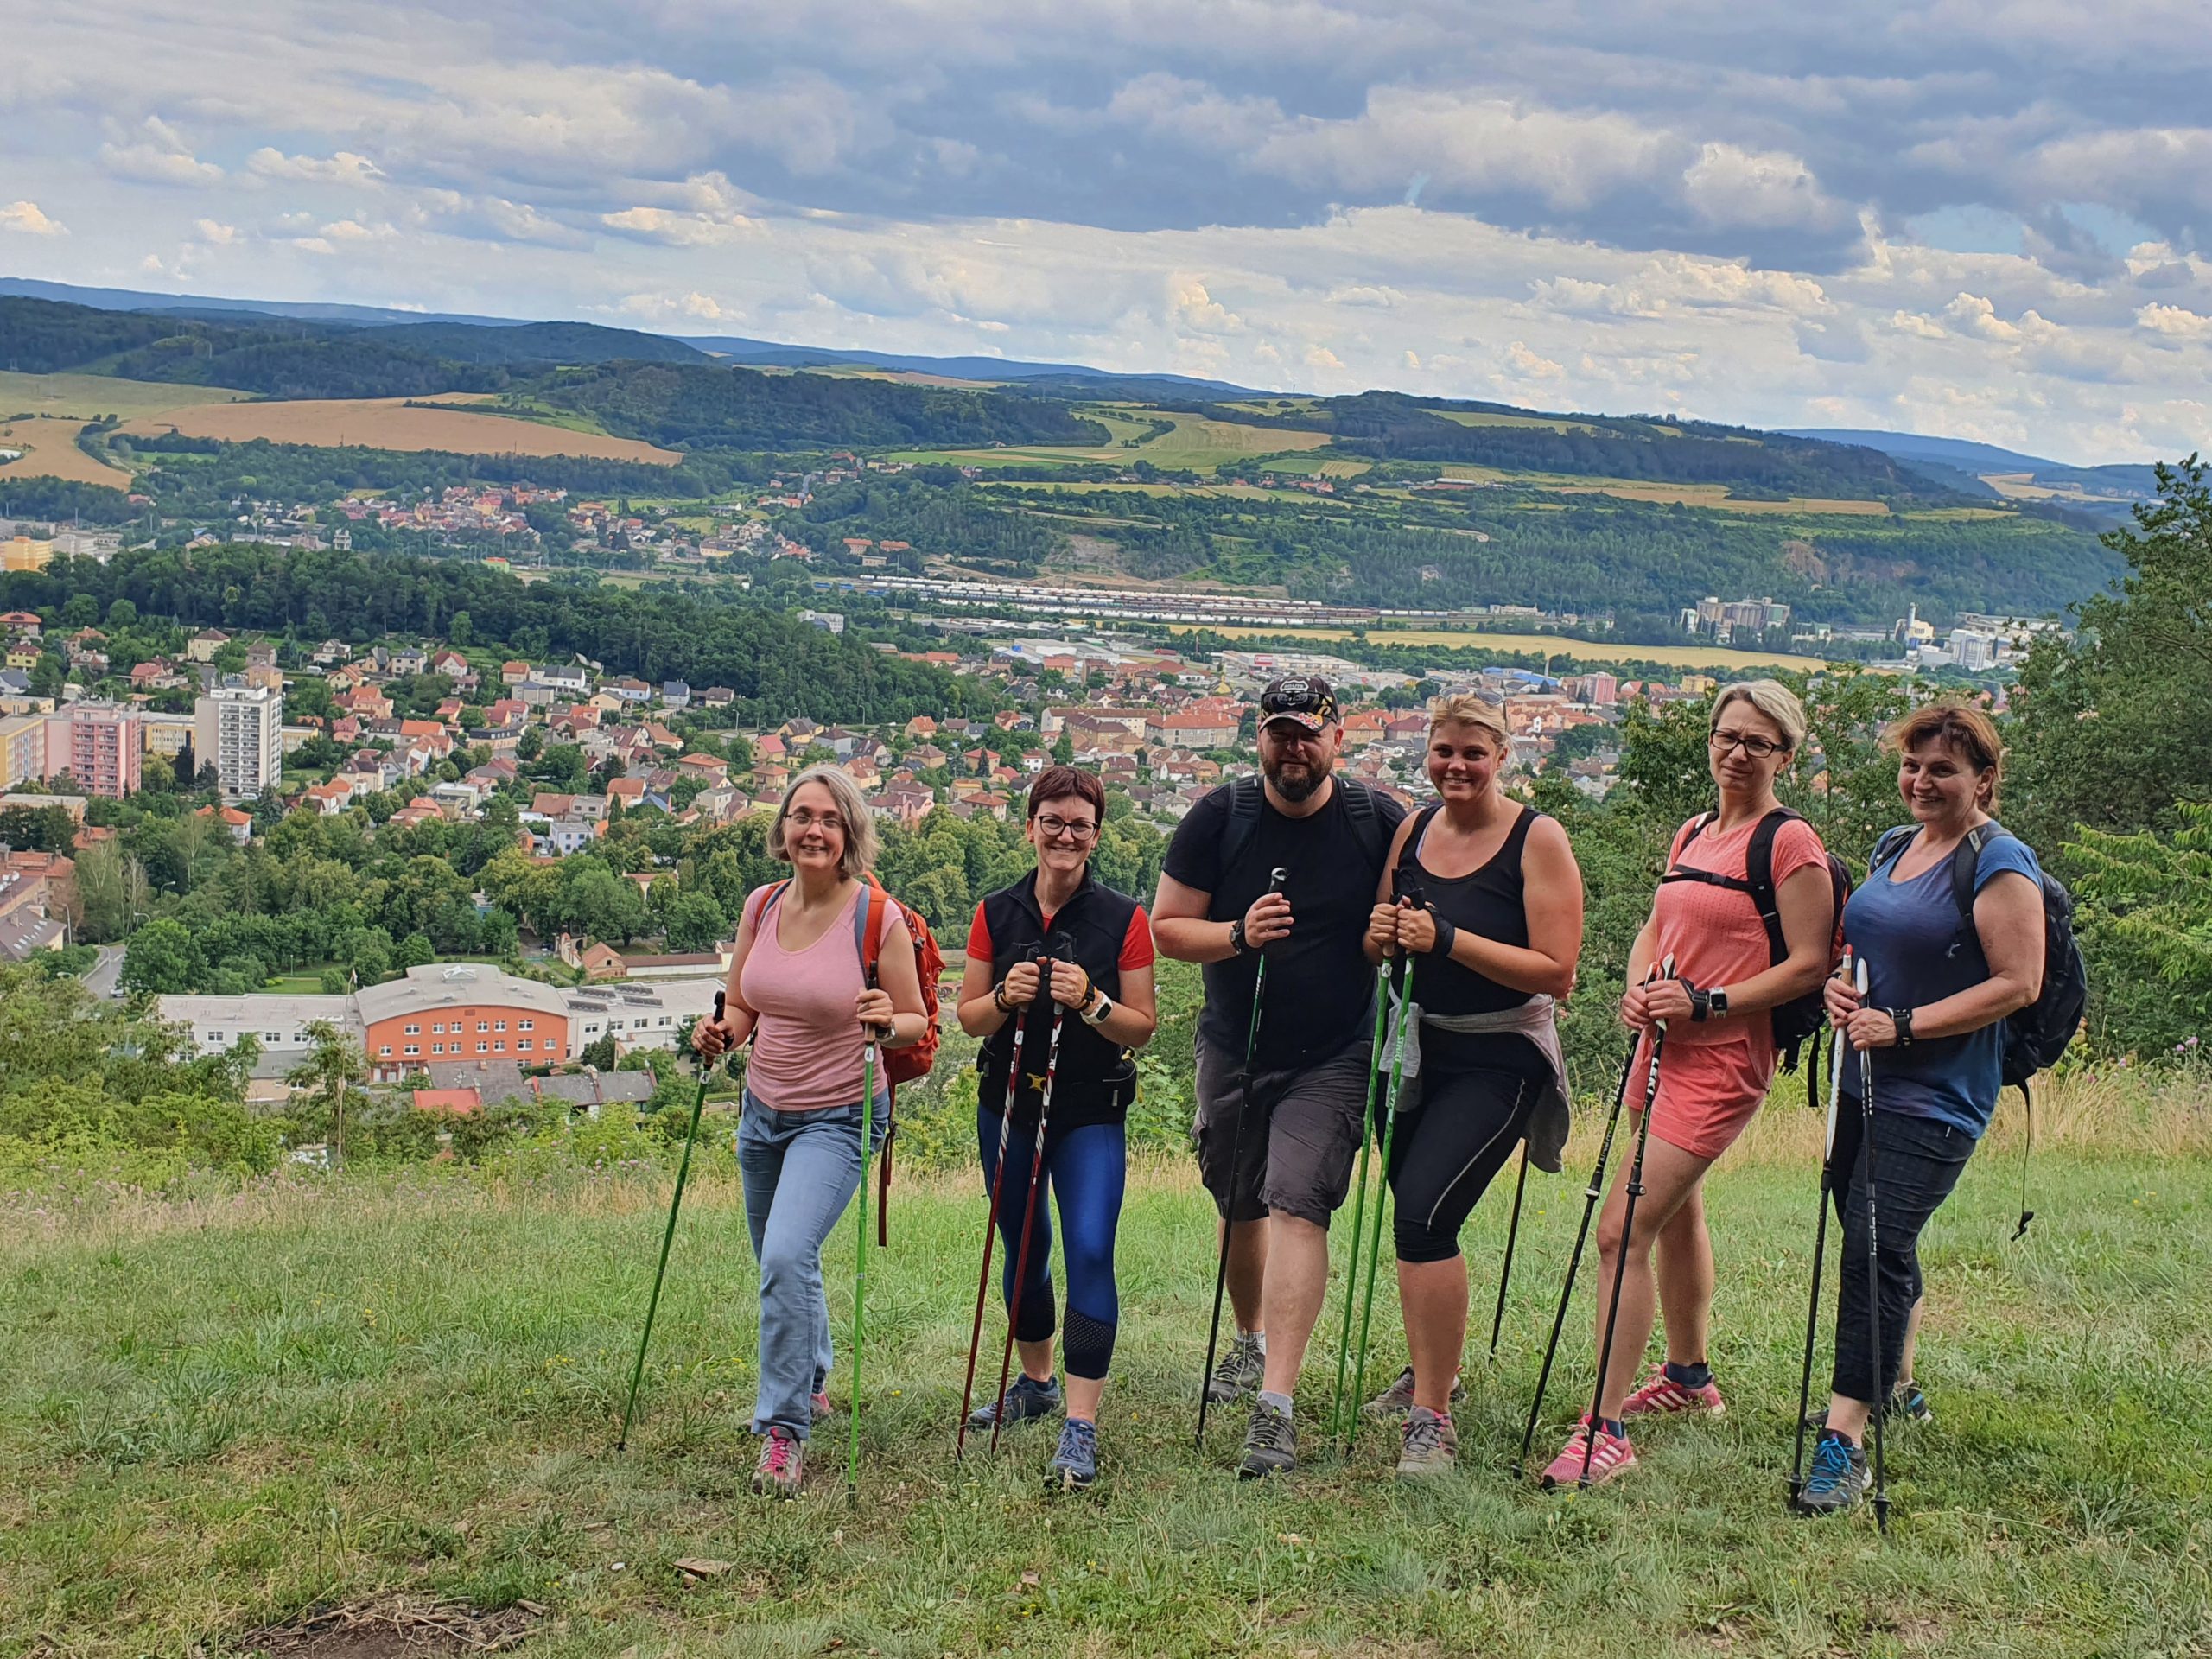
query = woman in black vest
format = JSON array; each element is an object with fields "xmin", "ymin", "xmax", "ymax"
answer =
[
  {"xmin": 955, "ymin": 766, "xmax": 1158, "ymax": 1489},
  {"xmin": 1362, "ymin": 694, "xmax": 1584, "ymax": 1477}
]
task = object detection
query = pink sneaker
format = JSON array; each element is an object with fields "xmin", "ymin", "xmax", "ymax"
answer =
[
  {"xmin": 752, "ymin": 1426, "xmax": 804, "ymax": 1498},
  {"xmin": 810, "ymin": 1390, "xmax": 832, "ymax": 1423},
  {"xmin": 1540, "ymin": 1416, "xmax": 1637, "ymax": 1489},
  {"xmin": 1622, "ymin": 1366, "xmax": 1726, "ymax": 1418}
]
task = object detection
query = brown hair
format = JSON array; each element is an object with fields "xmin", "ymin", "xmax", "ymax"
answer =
[
  {"xmin": 1885, "ymin": 699, "xmax": 2005, "ymax": 810},
  {"xmin": 1027, "ymin": 765, "xmax": 1106, "ymax": 824}
]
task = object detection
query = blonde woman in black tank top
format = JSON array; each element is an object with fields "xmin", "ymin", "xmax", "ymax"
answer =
[{"xmin": 1359, "ymin": 695, "xmax": 1585, "ymax": 1475}]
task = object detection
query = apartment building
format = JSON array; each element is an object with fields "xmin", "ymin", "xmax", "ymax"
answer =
[{"xmin": 194, "ymin": 680, "xmax": 283, "ymax": 800}]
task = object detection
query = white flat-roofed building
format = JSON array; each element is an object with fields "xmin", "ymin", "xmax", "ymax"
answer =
[{"xmin": 157, "ymin": 994, "xmax": 361, "ymax": 1077}]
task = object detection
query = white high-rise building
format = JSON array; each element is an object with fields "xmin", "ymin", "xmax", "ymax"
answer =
[{"xmin": 194, "ymin": 679, "xmax": 283, "ymax": 800}]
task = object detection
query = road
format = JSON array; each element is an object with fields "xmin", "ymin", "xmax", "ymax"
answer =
[{"xmin": 84, "ymin": 943, "xmax": 125, "ymax": 998}]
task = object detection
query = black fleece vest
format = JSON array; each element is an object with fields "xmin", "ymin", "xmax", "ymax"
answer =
[{"xmin": 976, "ymin": 869, "xmax": 1141, "ymax": 1128}]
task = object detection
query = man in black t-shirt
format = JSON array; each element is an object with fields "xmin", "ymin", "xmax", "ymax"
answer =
[{"xmin": 1155, "ymin": 675, "xmax": 1405, "ymax": 1478}]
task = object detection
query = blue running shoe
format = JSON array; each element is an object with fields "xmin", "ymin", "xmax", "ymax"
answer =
[
  {"xmin": 1792, "ymin": 1433, "xmax": 1871, "ymax": 1516},
  {"xmin": 1049, "ymin": 1417, "xmax": 1098, "ymax": 1491},
  {"xmin": 965, "ymin": 1372, "xmax": 1062, "ymax": 1431}
]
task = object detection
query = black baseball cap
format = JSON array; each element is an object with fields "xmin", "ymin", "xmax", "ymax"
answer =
[{"xmin": 1259, "ymin": 675, "xmax": 1340, "ymax": 733}]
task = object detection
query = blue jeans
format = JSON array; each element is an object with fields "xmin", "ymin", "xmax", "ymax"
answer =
[
  {"xmin": 977, "ymin": 1108, "xmax": 1126, "ymax": 1382},
  {"xmin": 738, "ymin": 1090, "xmax": 887, "ymax": 1440}
]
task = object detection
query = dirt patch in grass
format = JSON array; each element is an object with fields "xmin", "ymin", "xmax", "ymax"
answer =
[{"xmin": 225, "ymin": 1596, "xmax": 537, "ymax": 1658}]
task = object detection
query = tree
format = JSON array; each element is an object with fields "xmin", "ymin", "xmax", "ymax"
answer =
[
  {"xmin": 122, "ymin": 918, "xmax": 204, "ymax": 995},
  {"xmin": 664, "ymin": 890, "xmax": 731, "ymax": 952},
  {"xmin": 0, "ymin": 804, "xmax": 77, "ymax": 855},
  {"xmin": 105, "ymin": 596, "xmax": 137, "ymax": 629},
  {"xmin": 288, "ymin": 1018, "xmax": 366, "ymax": 1166},
  {"xmin": 396, "ymin": 930, "xmax": 435, "ymax": 970},
  {"xmin": 2010, "ymin": 456, "xmax": 2212, "ymax": 848}
]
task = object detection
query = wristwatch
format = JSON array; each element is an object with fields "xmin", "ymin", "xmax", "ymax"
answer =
[
  {"xmin": 1890, "ymin": 1006, "xmax": 1916, "ymax": 1046},
  {"xmin": 1228, "ymin": 918, "xmax": 1249, "ymax": 957},
  {"xmin": 1084, "ymin": 990, "xmax": 1115, "ymax": 1027},
  {"xmin": 1709, "ymin": 986, "xmax": 1731, "ymax": 1019}
]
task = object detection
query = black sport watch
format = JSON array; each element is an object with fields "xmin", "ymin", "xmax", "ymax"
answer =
[
  {"xmin": 1228, "ymin": 918, "xmax": 1249, "ymax": 957},
  {"xmin": 1890, "ymin": 1006, "xmax": 1916, "ymax": 1047}
]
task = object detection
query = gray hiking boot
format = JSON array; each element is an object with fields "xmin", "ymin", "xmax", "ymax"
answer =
[
  {"xmin": 966, "ymin": 1372, "xmax": 1062, "ymax": 1432},
  {"xmin": 1395, "ymin": 1404, "xmax": 1459, "ymax": 1478},
  {"xmin": 751, "ymin": 1425, "xmax": 804, "ymax": 1498},
  {"xmin": 1205, "ymin": 1332, "xmax": 1266, "ymax": 1405},
  {"xmin": 1791, "ymin": 1433, "xmax": 1872, "ymax": 1516},
  {"xmin": 1049, "ymin": 1417, "xmax": 1099, "ymax": 1491},
  {"xmin": 1237, "ymin": 1396, "xmax": 1298, "ymax": 1480},
  {"xmin": 1361, "ymin": 1364, "xmax": 1470, "ymax": 1421}
]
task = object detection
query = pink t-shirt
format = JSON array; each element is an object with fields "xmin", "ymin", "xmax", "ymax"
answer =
[
  {"xmin": 1650, "ymin": 813, "xmax": 1827, "ymax": 1054},
  {"xmin": 738, "ymin": 882, "xmax": 868, "ymax": 1111}
]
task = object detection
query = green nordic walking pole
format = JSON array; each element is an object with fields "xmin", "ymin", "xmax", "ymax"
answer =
[
  {"xmin": 617, "ymin": 989, "xmax": 725, "ymax": 1452},
  {"xmin": 1328, "ymin": 957, "xmax": 1398, "ymax": 1443},
  {"xmin": 1346, "ymin": 945, "xmax": 1419, "ymax": 1451},
  {"xmin": 850, "ymin": 967, "xmax": 884, "ymax": 1502}
]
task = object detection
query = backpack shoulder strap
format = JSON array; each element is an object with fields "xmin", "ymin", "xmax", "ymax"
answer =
[
  {"xmin": 750, "ymin": 878, "xmax": 793, "ymax": 933},
  {"xmin": 854, "ymin": 874, "xmax": 895, "ymax": 970},
  {"xmin": 1953, "ymin": 823, "xmax": 1998, "ymax": 925},
  {"xmin": 1341, "ymin": 778, "xmax": 1391, "ymax": 871},
  {"xmin": 1744, "ymin": 808, "xmax": 1797, "ymax": 964},
  {"xmin": 1871, "ymin": 825, "xmax": 1916, "ymax": 872},
  {"xmin": 1215, "ymin": 774, "xmax": 1266, "ymax": 884}
]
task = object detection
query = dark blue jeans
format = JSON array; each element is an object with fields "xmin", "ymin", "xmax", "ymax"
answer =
[
  {"xmin": 976, "ymin": 1108, "xmax": 1126, "ymax": 1382},
  {"xmin": 1828, "ymin": 1102, "xmax": 1973, "ymax": 1405}
]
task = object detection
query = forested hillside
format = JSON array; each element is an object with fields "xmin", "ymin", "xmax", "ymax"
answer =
[{"xmin": 0, "ymin": 543, "xmax": 981, "ymax": 724}]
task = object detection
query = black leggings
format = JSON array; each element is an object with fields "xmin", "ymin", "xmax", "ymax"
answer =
[
  {"xmin": 1379, "ymin": 1050, "xmax": 1542, "ymax": 1265},
  {"xmin": 1827, "ymin": 1102, "xmax": 1973, "ymax": 1404}
]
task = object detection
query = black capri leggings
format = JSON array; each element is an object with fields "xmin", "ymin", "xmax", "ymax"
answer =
[
  {"xmin": 1827, "ymin": 1101, "xmax": 1972, "ymax": 1403},
  {"xmin": 1380, "ymin": 1043, "xmax": 1545, "ymax": 1264}
]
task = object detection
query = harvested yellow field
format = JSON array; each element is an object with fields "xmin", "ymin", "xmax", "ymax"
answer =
[
  {"xmin": 118, "ymin": 398, "xmax": 683, "ymax": 464},
  {"xmin": 1550, "ymin": 482, "xmax": 1891, "ymax": 515},
  {"xmin": 0, "ymin": 416, "xmax": 135, "ymax": 488},
  {"xmin": 1200, "ymin": 623, "xmax": 1828, "ymax": 671}
]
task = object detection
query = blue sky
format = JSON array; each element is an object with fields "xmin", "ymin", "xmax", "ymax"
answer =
[{"xmin": 3, "ymin": 0, "xmax": 2209, "ymax": 462}]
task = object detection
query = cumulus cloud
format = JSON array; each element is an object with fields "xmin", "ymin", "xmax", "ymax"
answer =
[
  {"xmin": 246, "ymin": 148, "xmax": 386, "ymax": 187},
  {"xmin": 194, "ymin": 218, "xmax": 238, "ymax": 244},
  {"xmin": 98, "ymin": 117, "xmax": 222, "ymax": 186},
  {"xmin": 0, "ymin": 200, "xmax": 66, "ymax": 235}
]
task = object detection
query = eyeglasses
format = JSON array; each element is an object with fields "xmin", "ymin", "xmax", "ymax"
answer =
[
  {"xmin": 786, "ymin": 810, "xmax": 846, "ymax": 834},
  {"xmin": 1708, "ymin": 728, "xmax": 1788, "ymax": 760},
  {"xmin": 1035, "ymin": 815, "xmax": 1098, "ymax": 843}
]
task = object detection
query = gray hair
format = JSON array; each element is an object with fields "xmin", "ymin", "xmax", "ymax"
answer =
[
  {"xmin": 766, "ymin": 764, "xmax": 879, "ymax": 880},
  {"xmin": 1709, "ymin": 678, "xmax": 1808, "ymax": 754}
]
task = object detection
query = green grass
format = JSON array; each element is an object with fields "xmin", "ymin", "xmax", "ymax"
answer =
[
  {"xmin": 0, "ymin": 369, "xmax": 251, "ymax": 420},
  {"xmin": 4, "ymin": 1099, "xmax": 2209, "ymax": 1656}
]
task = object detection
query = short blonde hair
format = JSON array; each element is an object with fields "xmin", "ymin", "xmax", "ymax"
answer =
[
  {"xmin": 1709, "ymin": 678, "xmax": 1807, "ymax": 754},
  {"xmin": 1428, "ymin": 692, "xmax": 1512, "ymax": 763},
  {"xmin": 767, "ymin": 765, "xmax": 879, "ymax": 880}
]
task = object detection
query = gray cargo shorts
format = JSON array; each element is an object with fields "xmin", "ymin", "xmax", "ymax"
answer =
[{"xmin": 1192, "ymin": 1033, "xmax": 1370, "ymax": 1228}]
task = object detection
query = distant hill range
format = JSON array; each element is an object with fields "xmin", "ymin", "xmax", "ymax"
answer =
[{"xmin": 1783, "ymin": 427, "xmax": 2157, "ymax": 517}]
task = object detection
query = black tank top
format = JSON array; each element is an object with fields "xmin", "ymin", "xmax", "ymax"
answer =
[{"xmin": 1403, "ymin": 802, "xmax": 1538, "ymax": 1017}]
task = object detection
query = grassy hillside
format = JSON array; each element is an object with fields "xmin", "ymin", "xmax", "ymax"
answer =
[{"xmin": 5, "ymin": 1079, "xmax": 2207, "ymax": 1656}]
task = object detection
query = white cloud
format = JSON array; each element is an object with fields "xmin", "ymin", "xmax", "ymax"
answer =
[
  {"xmin": 601, "ymin": 205, "xmax": 760, "ymax": 247},
  {"xmin": 194, "ymin": 218, "xmax": 238, "ymax": 244},
  {"xmin": 1503, "ymin": 341, "xmax": 1566, "ymax": 380},
  {"xmin": 0, "ymin": 200, "xmax": 66, "ymax": 235},
  {"xmin": 98, "ymin": 117, "xmax": 222, "ymax": 187},
  {"xmin": 1168, "ymin": 277, "xmax": 1243, "ymax": 334},
  {"xmin": 618, "ymin": 290, "xmax": 737, "ymax": 322},
  {"xmin": 1681, "ymin": 143, "xmax": 1847, "ymax": 233},
  {"xmin": 246, "ymin": 148, "xmax": 386, "ymax": 187},
  {"xmin": 2136, "ymin": 302, "xmax": 2212, "ymax": 340}
]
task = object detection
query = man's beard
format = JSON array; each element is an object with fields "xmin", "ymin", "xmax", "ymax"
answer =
[{"xmin": 1262, "ymin": 750, "xmax": 1331, "ymax": 802}]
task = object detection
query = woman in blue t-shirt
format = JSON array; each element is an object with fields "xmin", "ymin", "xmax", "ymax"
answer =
[{"xmin": 1797, "ymin": 700, "xmax": 2046, "ymax": 1516}]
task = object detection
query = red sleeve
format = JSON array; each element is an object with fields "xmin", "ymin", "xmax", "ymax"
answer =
[
  {"xmin": 1119, "ymin": 905, "xmax": 1156, "ymax": 970},
  {"xmin": 965, "ymin": 902, "xmax": 992, "ymax": 963},
  {"xmin": 1770, "ymin": 818, "xmax": 1828, "ymax": 887}
]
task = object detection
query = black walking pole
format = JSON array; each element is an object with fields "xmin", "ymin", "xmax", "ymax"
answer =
[
  {"xmin": 1853, "ymin": 954, "xmax": 1891, "ymax": 1533},
  {"xmin": 1518, "ymin": 969, "xmax": 1656, "ymax": 1475},
  {"xmin": 1487, "ymin": 1144, "xmax": 1530, "ymax": 1362},
  {"xmin": 616, "ymin": 989, "xmax": 725, "ymax": 1452},
  {"xmin": 1579, "ymin": 952, "xmax": 1675, "ymax": 1488},
  {"xmin": 990, "ymin": 943, "xmax": 1076, "ymax": 1455},
  {"xmin": 1789, "ymin": 950, "xmax": 1853, "ymax": 1509},
  {"xmin": 957, "ymin": 947, "xmax": 1043, "ymax": 1459},
  {"xmin": 1195, "ymin": 866, "xmax": 1289, "ymax": 1446}
]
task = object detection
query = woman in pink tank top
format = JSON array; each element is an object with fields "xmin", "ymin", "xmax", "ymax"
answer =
[
  {"xmin": 1538, "ymin": 681, "xmax": 1838, "ymax": 1493},
  {"xmin": 693, "ymin": 766, "xmax": 930, "ymax": 1498}
]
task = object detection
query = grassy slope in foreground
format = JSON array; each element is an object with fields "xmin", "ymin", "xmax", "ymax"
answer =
[{"xmin": 4, "ymin": 1088, "xmax": 2207, "ymax": 1656}]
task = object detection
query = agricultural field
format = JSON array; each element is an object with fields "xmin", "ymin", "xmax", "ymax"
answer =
[
  {"xmin": 5, "ymin": 1077, "xmax": 2205, "ymax": 1656},
  {"xmin": 117, "ymin": 397, "xmax": 683, "ymax": 464},
  {"xmin": 889, "ymin": 406, "xmax": 1334, "ymax": 473},
  {"xmin": 1430, "ymin": 408, "xmax": 1605, "ymax": 435},
  {"xmin": 0, "ymin": 416, "xmax": 133, "ymax": 487},
  {"xmin": 0, "ymin": 368, "xmax": 251, "ymax": 421},
  {"xmin": 1199, "ymin": 623, "xmax": 1831, "ymax": 671}
]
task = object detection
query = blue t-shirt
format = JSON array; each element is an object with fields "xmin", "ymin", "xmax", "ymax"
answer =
[{"xmin": 1841, "ymin": 824, "xmax": 2043, "ymax": 1137}]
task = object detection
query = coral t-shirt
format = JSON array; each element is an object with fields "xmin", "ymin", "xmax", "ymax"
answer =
[{"xmin": 1650, "ymin": 812, "xmax": 1827, "ymax": 1055}]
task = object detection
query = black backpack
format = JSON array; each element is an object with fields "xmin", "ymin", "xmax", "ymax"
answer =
[
  {"xmin": 1215, "ymin": 772, "xmax": 1390, "ymax": 880},
  {"xmin": 1661, "ymin": 808, "xmax": 1851, "ymax": 1076},
  {"xmin": 1871, "ymin": 823, "xmax": 2088, "ymax": 1237}
]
